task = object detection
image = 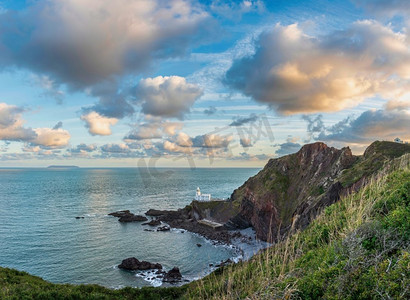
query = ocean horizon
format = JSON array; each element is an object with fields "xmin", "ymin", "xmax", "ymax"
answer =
[{"xmin": 0, "ymin": 167, "xmax": 260, "ymax": 288}]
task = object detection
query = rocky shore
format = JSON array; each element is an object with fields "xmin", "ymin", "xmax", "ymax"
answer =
[
  {"xmin": 118, "ymin": 257, "xmax": 184, "ymax": 284},
  {"xmin": 145, "ymin": 208, "xmax": 242, "ymax": 244}
]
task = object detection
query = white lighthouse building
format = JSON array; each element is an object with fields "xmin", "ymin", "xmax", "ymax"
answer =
[{"xmin": 195, "ymin": 187, "xmax": 211, "ymax": 201}]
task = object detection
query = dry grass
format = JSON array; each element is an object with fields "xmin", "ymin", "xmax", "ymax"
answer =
[{"xmin": 185, "ymin": 154, "xmax": 410, "ymax": 300}]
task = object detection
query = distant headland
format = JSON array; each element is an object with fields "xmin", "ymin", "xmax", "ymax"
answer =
[{"xmin": 47, "ymin": 165, "xmax": 79, "ymax": 169}]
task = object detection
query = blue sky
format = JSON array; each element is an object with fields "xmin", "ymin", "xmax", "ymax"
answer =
[{"xmin": 0, "ymin": 0, "xmax": 409, "ymax": 167}]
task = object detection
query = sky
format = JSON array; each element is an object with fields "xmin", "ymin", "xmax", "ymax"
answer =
[{"xmin": 0, "ymin": 0, "xmax": 409, "ymax": 167}]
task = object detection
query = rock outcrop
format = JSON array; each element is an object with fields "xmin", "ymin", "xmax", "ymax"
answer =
[
  {"xmin": 227, "ymin": 141, "xmax": 410, "ymax": 241},
  {"xmin": 109, "ymin": 210, "xmax": 148, "ymax": 222},
  {"xmin": 142, "ymin": 219, "xmax": 161, "ymax": 226},
  {"xmin": 162, "ymin": 267, "xmax": 182, "ymax": 283},
  {"xmin": 118, "ymin": 257, "xmax": 162, "ymax": 270}
]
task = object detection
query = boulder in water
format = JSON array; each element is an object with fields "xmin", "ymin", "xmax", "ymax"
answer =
[
  {"xmin": 118, "ymin": 257, "xmax": 162, "ymax": 270},
  {"xmin": 109, "ymin": 210, "xmax": 148, "ymax": 222},
  {"xmin": 163, "ymin": 267, "xmax": 182, "ymax": 283}
]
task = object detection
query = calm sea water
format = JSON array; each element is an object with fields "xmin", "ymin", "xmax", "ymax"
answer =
[{"xmin": 0, "ymin": 167, "xmax": 259, "ymax": 288}]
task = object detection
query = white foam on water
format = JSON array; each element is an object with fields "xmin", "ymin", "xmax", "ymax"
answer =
[{"xmin": 135, "ymin": 269, "xmax": 164, "ymax": 287}]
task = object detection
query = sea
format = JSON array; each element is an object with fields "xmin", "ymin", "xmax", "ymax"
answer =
[{"xmin": 0, "ymin": 167, "xmax": 261, "ymax": 288}]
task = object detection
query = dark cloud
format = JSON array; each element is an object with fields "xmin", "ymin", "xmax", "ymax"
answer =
[
  {"xmin": 230, "ymin": 113, "xmax": 258, "ymax": 126},
  {"xmin": 204, "ymin": 106, "xmax": 217, "ymax": 115},
  {"xmin": 52, "ymin": 121, "xmax": 63, "ymax": 130},
  {"xmin": 83, "ymin": 80, "xmax": 136, "ymax": 119},
  {"xmin": 191, "ymin": 134, "xmax": 233, "ymax": 148},
  {"xmin": 318, "ymin": 109, "xmax": 410, "ymax": 143},
  {"xmin": 274, "ymin": 142, "xmax": 302, "ymax": 156},
  {"xmin": 69, "ymin": 143, "xmax": 97, "ymax": 153},
  {"xmin": 0, "ymin": 0, "xmax": 213, "ymax": 131},
  {"xmin": 224, "ymin": 22, "xmax": 410, "ymax": 114},
  {"xmin": 0, "ymin": 0, "xmax": 212, "ymax": 90},
  {"xmin": 100, "ymin": 143, "xmax": 131, "ymax": 153}
]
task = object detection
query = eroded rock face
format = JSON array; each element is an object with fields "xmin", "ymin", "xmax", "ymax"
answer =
[
  {"xmin": 118, "ymin": 257, "xmax": 162, "ymax": 270},
  {"xmin": 229, "ymin": 142, "xmax": 357, "ymax": 241}
]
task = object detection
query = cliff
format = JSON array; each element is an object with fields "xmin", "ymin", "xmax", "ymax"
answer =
[{"xmin": 227, "ymin": 141, "xmax": 410, "ymax": 241}]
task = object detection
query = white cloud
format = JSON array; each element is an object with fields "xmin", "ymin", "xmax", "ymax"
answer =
[
  {"xmin": 225, "ymin": 21, "xmax": 410, "ymax": 114},
  {"xmin": 124, "ymin": 120, "xmax": 183, "ymax": 140},
  {"xmin": 0, "ymin": 103, "xmax": 70, "ymax": 148},
  {"xmin": 136, "ymin": 76, "xmax": 203, "ymax": 118},
  {"xmin": 81, "ymin": 111, "xmax": 118, "ymax": 136},
  {"xmin": 32, "ymin": 128, "xmax": 71, "ymax": 147}
]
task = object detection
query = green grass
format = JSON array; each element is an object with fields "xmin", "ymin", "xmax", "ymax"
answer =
[
  {"xmin": 0, "ymin": 267, "xmax": 186, "ymax": 300},
  {"xmin": 339, "ymin": 141, "xmax": 410, "ymax": 187},
  {"xmin": 186, "ymin": 154, "xmax": 410, "ymax": 299},
  {"xmin": 2, "ymin": 154, "xmax": 409, "ymax": 299}
]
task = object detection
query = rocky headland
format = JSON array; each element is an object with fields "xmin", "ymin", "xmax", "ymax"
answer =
[
  {"xmin": 113, "ymin": 141, "xmax": 409, "ymax": 285},
  {"xmin": 144, "ymin": 141, "xmax": 410, "ymax": 243}
]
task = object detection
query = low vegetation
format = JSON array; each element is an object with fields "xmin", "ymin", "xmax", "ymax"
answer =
[
  {"xmin": 1, "ymin": 154, "xmax": 409, "ymax": 299},
  {"xmin": 187, "ymin": 154, "xmax": 409, "ymax": 299}
]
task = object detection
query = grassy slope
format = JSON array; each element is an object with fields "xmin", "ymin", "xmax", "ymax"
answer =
[
  {"xmin": 0, "ymin": 268, "xmax": 186, "ymax": 300},
  {"xmin": 1, "ymin": 154, "xmax": 409, "ymax": 300},
  {"xmin": 187, "ymin": 154, "xmax": 410, "ymax": 299}
]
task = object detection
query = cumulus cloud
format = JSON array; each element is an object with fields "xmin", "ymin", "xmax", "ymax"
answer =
[
  {"xmin": 81, "ymin": 111, "xmax": 118, "ymax": 136},
  {"xmin": 230, "ymin": 113, "xmax": 258, "ymax": 126},
  {"xmin": 32, "ymin": 128, "xmax": 71, "ymax": 148},
  {"xmin": 0, "ymin": 103, "xmax": 36, "ymax": 141},
  {"xmin": 0, "ymin": 103, "xmax": 70, "ymax": 147},
  {"xmin": 225, "ymin": 21, "xmax": 410, "ymax": 114},
  {"xmin": 158, "ymin": 132, "xmax": 233, "ymax": 157},
  {"xmin": 0, "ymin": 0, "xmax": 211, "ymax": 89},
  {"xmin": 124, "ymin": 120, "xmax": 183, "ymax": 140},
  {"xmin": 175, "ymin": 132, "xmax": 193, "ymax": 147},
  {"xmin": 385, "ymin": 99, "xmax": 410, "ymax": 111},
  {"xmin": 0, "ymin": 0, "xmax": 213, "ymax": 130},
  {"xmin": 318, "ymin": 108, "xmax": 410, "ymax": 143},
  {"xmin": 136, "ymin": 76, "xmax": 203, "ymax": 118}
]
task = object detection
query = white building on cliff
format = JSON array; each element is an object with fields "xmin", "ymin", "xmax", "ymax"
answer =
[{"xmin": 195, "ymin": 187, "xmax": 211, "ymax": 201}]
